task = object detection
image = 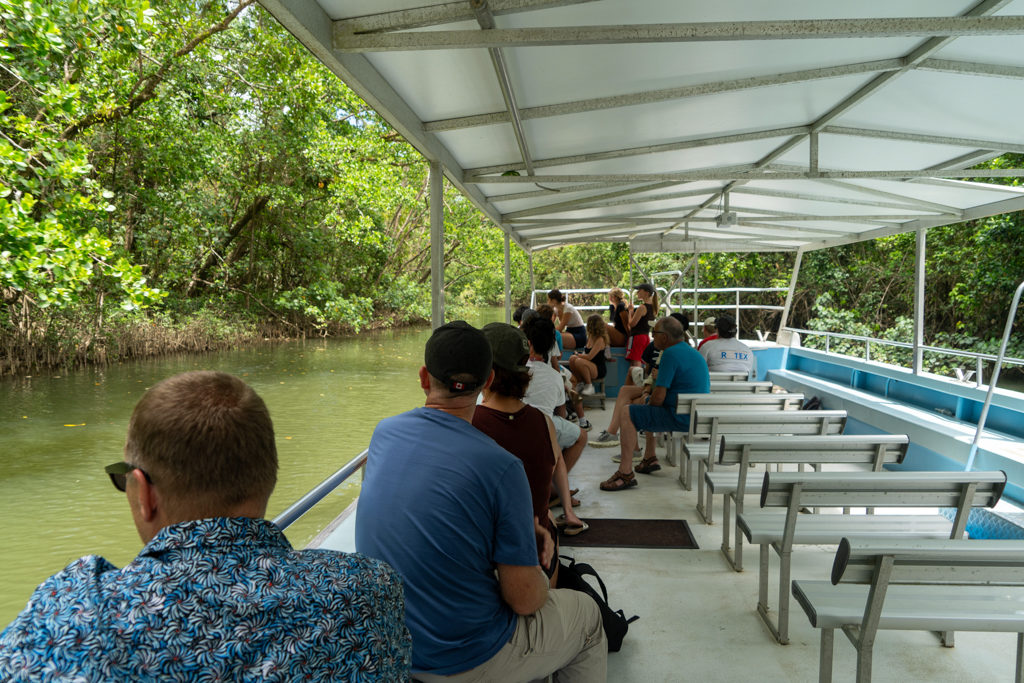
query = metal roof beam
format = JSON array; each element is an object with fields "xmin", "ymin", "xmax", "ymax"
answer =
[
  {"xmin": 258, "ymin": 0, "xmax": 526, "ymax": 249},
  {"xmin": 466, "ymin": 126, "xmax": 809, "ymax": 176},
  {"xmin": 809, "ymin": 177, "xmax": 967, "ymax": 215},
  {"xmin": 803, "ymin": 193, "xmax": 1024, "ymax": 251},
  {"xmin": 466, "ymin": 169, "xmax": 1024, "ymax": 183},
  {"xmin": 822, "ymin": 125, "xmax": 1024, "ymax": 155},
  {"xmin": 500, "ymin": 181, "xmax": 682, "ymax": 219},
  {"xmin": 334, "ymin": 0, "xmax": 597, "ymax": 34},
  {"xmin": 426, "ymin": 61, "xmax": 900, "ymax": 132},
  {"xmin": 474, "ymin": 2, "xmax": 536, "ymax": 176},
  {"xmin": 730, "ymin": 186, "xmax": 952, "ymax": 213},
  {"xmin": 334, "ymin": 16, "xmax": 1024, "ymax": 51},
  {"xmin": 925, "ymin": 150, "xmax": 1001, "ymax": 170},
  {"xmin": 917, "ymin": 57, "xmax": 1024, "ymax": 80},
  {"xmin": 488, "ymin": 183, "xmax": 614, "ymax": 202},
  {"xmin": 630, "ymin": 236, "xmax": 801, "ymax": 254}
]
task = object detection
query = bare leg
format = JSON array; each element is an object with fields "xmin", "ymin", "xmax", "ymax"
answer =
[
  {"xmin": 644, "ymin": 432, "xmax": 657, "ymax": 458},
  {"xmin": 563, "ymin": 427, "xmax": 587, "ymax": 472},
  {"xmin": 617, "ymin": 411, "xmax": 639, "ymax": 476},
  {"xmin": 607, "ymin": 324, "xmax": 626, "ymax": 347},
  {"xmin": 553, "ymin": 456, "xmax": 583, "ymax": 528},
  {"xmin": 607, "ymin": 385, "xmax": 644, "ymax": 435}
]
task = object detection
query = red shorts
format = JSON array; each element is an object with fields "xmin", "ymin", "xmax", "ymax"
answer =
[{"xmin": 625, "ymin": 333, "xmax": 650, "ymax": 362}]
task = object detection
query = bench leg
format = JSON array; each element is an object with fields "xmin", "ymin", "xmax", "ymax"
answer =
[
  {"xmin": 777, "ymin": 549, "xmax": 792, "ymax": 644},
  {"xmin": 678, "ymin": 449, "xmax": 692, "ymax": 489},
  {"xmin": 1016, "ymin": 633, "xmax": 1024, "ymax": 683},
  {"xmin": 819, "ymin": 628, "xmax": 834, "ymax": 683},
  {"xmin": 720, "ymin": 495, "xmax": 732, "ymax": 561},
  {"xmin": 940, "ymin": 631, "xmax": 954, "ymax": 647},
  {"xmin": 695, "ymin": 458, "xmax": 711, "ymax": 523},
  {"xmin": 855, "ymin": 641, "xmax": 873, "ymax": 683}
]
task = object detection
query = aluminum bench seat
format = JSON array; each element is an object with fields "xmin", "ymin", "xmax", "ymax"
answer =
[
  {"xmin": 738, "ymin": 470, "xmax": 1006, "ymax": 644},
  {"xmin": 792, "ymin": 538, "xmax": 1024, "ymax": 682},
  {"xmin": 714, "ymin": 433, "xmax": 906, "ymax": 570},
  {"xmin": 690, "ymin": 410, "xmax": 848, "ymax": 520}
]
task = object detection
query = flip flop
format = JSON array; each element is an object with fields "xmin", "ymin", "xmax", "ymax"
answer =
[{"xmin": 562, "ymin": 520, "xmax": 589, "ymax": 536}]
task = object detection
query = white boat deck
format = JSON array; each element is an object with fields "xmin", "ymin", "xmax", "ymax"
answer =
[{"xmin": 314, "ymin": 404, "xmax": 1019, "ymax": 682}]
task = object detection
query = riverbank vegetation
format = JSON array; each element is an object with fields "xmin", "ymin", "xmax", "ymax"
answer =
[{"xmin": 2, "ymin": 1, "xmax": 1021, "ymax": 379}]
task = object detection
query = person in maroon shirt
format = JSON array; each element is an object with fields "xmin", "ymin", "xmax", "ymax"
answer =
[{"xmin": 472, "ymin": 324, "xmax": 588, "ymax": 584}]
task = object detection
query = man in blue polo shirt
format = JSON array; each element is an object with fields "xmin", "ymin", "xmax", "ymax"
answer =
[
  {"xmin": 356, "ymin": 321, "xmax": 606, "ymax": 681},
  {"xmin": 601, "ymin": 316, "xmax": 710, "ymax": 491}
]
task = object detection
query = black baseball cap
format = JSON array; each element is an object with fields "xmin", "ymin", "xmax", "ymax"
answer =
[
  {"xmin": 424, "ymin": 321, "xmax": 492, "ymax": 393},
  {"xmin": 482, "ymin": 322, "xmax": 530, "ymax": 372}
]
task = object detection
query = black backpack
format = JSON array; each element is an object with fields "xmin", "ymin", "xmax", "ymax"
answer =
[
  {"xmin": 801, "ymin": 395, "xmax": 823, "ymax": 410},
  {"xmin": 556, "ymin": 555, "xmax": 639, "ymax": 652}
]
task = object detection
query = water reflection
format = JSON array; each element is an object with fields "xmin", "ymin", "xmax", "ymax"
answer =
[{"xmin": 0, "ymin": 311, "xmax": 504, "ymax": 625}]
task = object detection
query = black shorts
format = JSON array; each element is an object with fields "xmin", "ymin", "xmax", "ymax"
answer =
[{"xmin": 566, "ymin": 325, "xmax": 586, "ymax": 348}]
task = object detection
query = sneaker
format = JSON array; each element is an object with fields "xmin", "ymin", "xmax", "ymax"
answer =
[
  {"xmin": 578, "ymin": 418, "xmax": 592, "ymax": 430},
  {"xmin": 612, "ymin": 452, "xmax": 644, "ymax": 463},
  {"xmin": 568, "ymin": 413, "xmax": 579, "ymax": 424},
  {"xmin": 582, "ymin": 383, "xmax": 595, "ymax": 396},
  {"xmin": 589, "ymin": 430, "xmax": 619, "ymax": 447}
]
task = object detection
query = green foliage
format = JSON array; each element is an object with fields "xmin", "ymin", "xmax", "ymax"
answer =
[{"xmin": 1, "ymin": 0, "xmax": 1020, "ymax": 380}]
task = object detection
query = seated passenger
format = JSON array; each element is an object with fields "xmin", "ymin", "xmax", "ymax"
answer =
[
  {"xmin": 569, "ymin": 314, "xmax": 609, "ymax": 397},
  {"xmin": 356, "ymin": 321, "xmax": 606, "ymax": 681},
  {"xmin": 0, "ymin": 371, "xmax": 411, "ymax": 681},
  {"xmin": 700, "ymin": 314, "xmax": 755, "ymax": 375},
  {"xmin": 473, "ymin": 323, "xmax": 588, "ymax": 559},
  {"xmin": 697, "ymin": 316, "xmax": 718, "ymax": 350},
  {"xmin": 522, "ymin": 317, "xmax": 589, "ymax": 473},
  {"xmin": 548, "ymin": 288, "xmax": 586, "ymax": 350},
  {"xmin": 606, "ymin": 287, "xmax": 630, "ymax": 346},
  {"xmin": 601, "ymin": 316, "xmax": 710, "ymax": 491}
]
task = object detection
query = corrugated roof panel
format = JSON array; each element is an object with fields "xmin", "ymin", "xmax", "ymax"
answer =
[{"xmin": 261, "ymin": 0, "xmax": 1024, "ymax": 254}]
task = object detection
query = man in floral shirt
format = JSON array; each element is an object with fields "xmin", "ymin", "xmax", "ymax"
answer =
[{"xmin": 0, "ymin": 371, "xmax": 411, "ymax": 681}]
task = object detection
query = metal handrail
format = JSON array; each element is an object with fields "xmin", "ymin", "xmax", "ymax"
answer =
[
  {"xmin": 787, "ymin": 326, "xmax": 1024, "ymax": 386},
  {"xmin": 272, "ymin": 450, "xmax": 368, "ymax": 530},
  {"xmin": 967, "ymin": 280, "xmax": 1024, "ymax": 470}
]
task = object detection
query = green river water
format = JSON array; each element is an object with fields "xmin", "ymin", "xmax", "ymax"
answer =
[{"xmin": 0, "ymin": 310, "xmax": 505, "ymax": 626}]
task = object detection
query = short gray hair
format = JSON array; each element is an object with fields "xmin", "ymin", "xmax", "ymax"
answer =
[{"xmin": 656, "ymin": 316, "xmax": 685, "ymax": 341}]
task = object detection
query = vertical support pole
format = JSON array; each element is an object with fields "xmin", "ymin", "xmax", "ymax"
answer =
[
  {"xmin": 503, "ymin": 232, "xmax": 512, "ymax": 323},
  {"xmin": 429, "ymin": 162, "xmax": 445, "ymax": 329},
  {"xmin": 693, "ymin": 252, "xmax": 700, "ymax": 332},
  {"xmin": 735, "ymin": 289, "xmax": 741, "ymax": 336},
  {"xmin": 527, "ymin": 250, "xmax": 535, "ymax": 308},
  {"xmin": 912, "ymin": 228, "xmax": 927, "ymax": 374},
  {"xmin": 779, "ymin": 248, "xmax": 803, "ymax": 333},
  {"xmin": 809, "ymin": 131, "xmax": 819, "ymax": 176},
  {"xmin": 628, "ymin": 243, "xmax": 634, "ymax": 290}
]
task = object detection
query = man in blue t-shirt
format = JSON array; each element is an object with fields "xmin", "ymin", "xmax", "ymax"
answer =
[
  {"xmin": 601, "ymin": 316, "xmax": 710, "ymax": 491},
  {"xmin": 356, "ymin": 321, "xmax": 606, "ymax": 681}
]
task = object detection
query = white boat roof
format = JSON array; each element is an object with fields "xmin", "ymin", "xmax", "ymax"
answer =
[{"xmin": 259, "ymin": 0, "xmax": 1024, "ymax": 254}]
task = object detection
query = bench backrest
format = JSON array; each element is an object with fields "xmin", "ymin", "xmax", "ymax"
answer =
[
  {"xmin": 709, "ymin": 380, "xmax": 772, "ymax": 393},
  {"xmin": 676, "ymin": 392, "xmax": 803, "ymax": 438},
  {"xmin": 760, "ymin": 470, "xmax": 1006, "ymax": 541},
  {"xmin": 693, "ymin": 409, "xmax": 847, "ymax": 464},
  {"xmin": 709, "ymin": 371, "xmax": 751, "ymax": 382},
  {"xmin": 718, "ymin": 433, "xmax": 904, "ymax": 468},
  {"xmin": 833, "ymin": 537, "xmax": 1024, "ymax": 585},
  {"xmin": 697, "ymin": 409, "xmax": 847, "ymax": 440}
]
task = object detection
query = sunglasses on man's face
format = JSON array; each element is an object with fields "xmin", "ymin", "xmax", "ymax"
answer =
[{"xmin": 104, "ymin": 461, "xmax": 153, "ymax": 492}]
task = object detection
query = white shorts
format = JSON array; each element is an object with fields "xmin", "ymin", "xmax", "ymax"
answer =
[{"xmin": 552, "ymin": 414, "xmax": 581, "ymax": 449}]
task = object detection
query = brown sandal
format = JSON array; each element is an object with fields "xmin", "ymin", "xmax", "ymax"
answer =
[
  {"xmin": 636, "ymin": 457, "xmax": 661, "ymax": 474},
  {"xmin": 600, "ymin": 470, "xmax": 637, "ymax": 491}
]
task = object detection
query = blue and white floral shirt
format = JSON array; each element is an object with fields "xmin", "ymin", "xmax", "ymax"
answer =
[{"xmin": 0, "ymin": 517, "xmax": 411, "ymax": 681}]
